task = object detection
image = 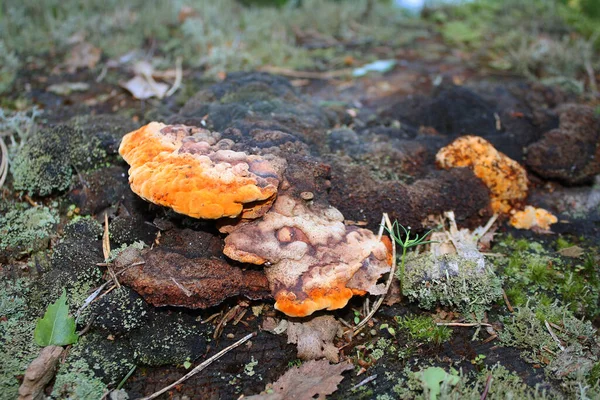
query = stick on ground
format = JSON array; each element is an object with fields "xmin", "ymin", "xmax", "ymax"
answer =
[{"xmin": 139, "ymin": 332, "xmax": 255, "ymax": 400}]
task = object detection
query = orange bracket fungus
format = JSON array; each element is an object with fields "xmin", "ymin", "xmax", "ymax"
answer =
[
  {"xmin": 509, "ymin": 205, "xmax": 558, "ymax": 231},
  {"xmin": 436, "ymin": 135, "xmax": 557, "ymax": 230},
  {"xmin": 119, "ymin": 122, "xmax": 284, "ymax": 219},
  {"xmin": 223, "ymin": 195, "xmax": 392, "ymax": 317},
  {"xmin": 436, "ymin": 135, "xmax": 528, "ymax": 215}
]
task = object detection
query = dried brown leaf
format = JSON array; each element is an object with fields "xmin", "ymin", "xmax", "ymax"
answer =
[
  {"xmin": 120, "ymin": 76, "xmax": 169, "ymax": 100},
  {"xmin": 18, "ymin": 345, "xmax": 64, "ymax": 400},
  {"xmin": 245, "ymin": 359, "xmax": 353, "ymax": 400},
  {"xmin": 557, "ymin": 245, "xmax": 585, "ymax": 258},
  {"xmin": 287, "ymin": 315, "xmax": 342, "ymax": 362},
  {"xmin": 64, "ymin": 42, "xmax": 101, "ymax": 73}
]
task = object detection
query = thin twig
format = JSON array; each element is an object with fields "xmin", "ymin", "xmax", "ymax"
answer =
[
  {"xmin": 502, "ymin": 289, "xmax": 514, "ymax": 313},
  {"xmin": 214, "ymin": 305, "xmax": 241, "ymax": 340},
  {"xmin": 351, "ymin": 374, "xmax": 378, "ymax": 390},
  {"xmin": 258, "ymin": 65, "xmax": 351, "ymax": 80},
  {"xmin": 166, "ymin": 57, "xmax": 182, "ymax": 97},
  {"xmin": 139, "ymin": 332, "xmax": 255, "ymax": 400},
  {"xmin": 482, "ymin": 334, "xmax": 498, "ymax": 344},
  {"xmin": 480, "ymin": 374, "xmax": 493, "ymax": 400},
  {"xmin": 545, "ymin": 320, "xmax": 565, "ymax": 351},
  {"xmin": 436, "ymin": 322, "xmax": 492, "ymax": 327},
  {"xmin": 354, "ymin": 213, "xmax": 396, "ymax": 333},
  {"xmin": 171, "ymin": 277, "xmax": 192, "ymax": 297},
  {"xmin": 0, "ymin": 138, "xmax": 8, "ymax": 189}
]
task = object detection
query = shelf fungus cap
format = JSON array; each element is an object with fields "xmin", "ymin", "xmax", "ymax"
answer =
[
  {"xmin": 119, "ymin": 122, "xmax": 284, "ymax": 219},
  {"xmin": 223, "ymin": 195, "xmax": 392, "ymax": 317},
  {"xmin": 436, "ymin": 135, "xmax": 528, "ymax": 214}
]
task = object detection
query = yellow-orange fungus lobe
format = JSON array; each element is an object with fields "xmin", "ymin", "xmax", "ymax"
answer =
[{"xmin": 119, "ymin": 122, "xmax": 283, "ymax": 219}]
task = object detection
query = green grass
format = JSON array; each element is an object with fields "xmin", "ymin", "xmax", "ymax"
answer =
[
  {"xmin": 429, "ymin": 0, "xmax": 600, "ymax": 93},
  {"xmin": 0, "ymin": 0, "xmax": 408, "ymax": 77}
]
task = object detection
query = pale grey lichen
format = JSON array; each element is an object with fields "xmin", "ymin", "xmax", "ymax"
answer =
[{"xmin": 402, "ymin": 253, "xmax": 503, "ymax": 319}]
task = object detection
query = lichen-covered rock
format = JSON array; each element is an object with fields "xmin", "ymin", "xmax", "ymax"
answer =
[
  {"xmin": 58, "ymin": 331, "xmax": 135, "ymax": 388},
  {"xmin": 11, "ymin": 114, "xmax": 138, "ymax": 196},
  {"xmin": 525, "ymin": 104, "xmax": 600, "ymax": 185},
  {"xmin": 119, "ymin": 122, "xmax": 285, "ymax": 219},
  {"xmin": 35, "ymin": 218, "xmax": 104, "ymax": 309},
  {"xmin": 90, "ymin": 287, "xmax": 151, "ymax": 336},
  {"xmin": 11, "ymin": 125, "xmax": 74, "ymax": 196},
  {"xmin": 127, "ymin": 312, "xmax": 207, "ymax": 366},
  {"xmin": 174, "ymin": 72, "xmax": 332, "ymax": 142},
  {"xmin": 0, "ymin": 204, "xmax": 58, "ymax": 262},
  {"xmin": 224, "ymin": 195, "xmax": 392, "ymax": 317}
]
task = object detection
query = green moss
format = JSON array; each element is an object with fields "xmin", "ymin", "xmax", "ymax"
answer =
[
  {"xmin": 2, "ymin": 0, "xmax": 408, "ymax": 78},
  {"xmin": 402, "ymin": 253, "xmax": 503, "ymax": 319},
  {"xmin": 494, "ymin": 235, "xmax": 600, "ymax": 318},
  {"xmin": 395, "ymin": 315, "xmax": 452, "ymax": 346},
  {"xmin": 0, "ymin": 203, "xmax": 58, "ymax": 259},
  {"xmin": 555, "ymin": 236, "xmax": 575, "ymax": 250},
  {"xmin": 431, "ymin": 0, "xmax": 600, "ymax": 90}
]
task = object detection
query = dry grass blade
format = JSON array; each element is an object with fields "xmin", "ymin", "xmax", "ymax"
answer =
[
  {"xmin": 436, "ymin": 322, "xmax": 492, "ymax": 327},
  {"xmin": 354, "ymin": 213, "xmax": 396, "ymax": 333},
  {"xmin": 102, "ymin": 213, "xmax": 111, "ymax": 261},
  {"xmin": 165, "ymin": 57, "xmax": 182, "ymax": 97},
  {"xmin": 0, "ymin": 138, "xmax": 8, "ymax": 189},
  {"xmin": 545, "ymin": 320, "xmax": 565, "ymax": 351},
  {"xmin": 140, "ymin": 332, "xmax": 255, "ymax": 400}
]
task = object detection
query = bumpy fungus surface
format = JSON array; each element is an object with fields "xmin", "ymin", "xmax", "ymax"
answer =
[
  {"xmin": 436, "ymin": 135, "xmax": 528, "ymax": 214},
  {"xmin": 119, "ymin": 122, "xmax": 283, "ymax": 219},
  {"xmin": 223, "ymin": 195, "xmax": 392, "ymax": 317},
  {"xmin": 509, "ymin": 206, "xmax": 558, "ymax": 230}
]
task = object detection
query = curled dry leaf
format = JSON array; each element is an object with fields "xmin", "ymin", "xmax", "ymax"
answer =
[
  {"xmin": 64, "ymin": 42, "xmax": 101, "ymax": 73},
  {"xmin": 245, "ymin": 359, "xmax": 353, "ymax": 400},
  {"xmin": 287, "ymin": 315, "xmax": 343, "ymax": 362},
  {"xmin": 121, "ymin": 75, "xmax": 169, "ymax": 100}
]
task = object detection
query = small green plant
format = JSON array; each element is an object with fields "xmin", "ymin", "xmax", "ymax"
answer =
[
  {"xmin": 420, "ymin": 367, "xmax": 460, "ymax": 400},
  {"xmin": 379, "ymin": 323, "xmax": 396, "ymax": 336},
  {"xmin": 471, "ymin": 354, "xmax": 486, "ymax": 371},
  {"xmin": 34, "ymin": 289, "xmax": 78, "ymax": 346},
  {"xmin": 385, "ymin": 221, "xmax": 436, "ymax": 296},
  {"xmin": 395, "ymin": 315, "xmax": 452, "ymax": 345}
]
